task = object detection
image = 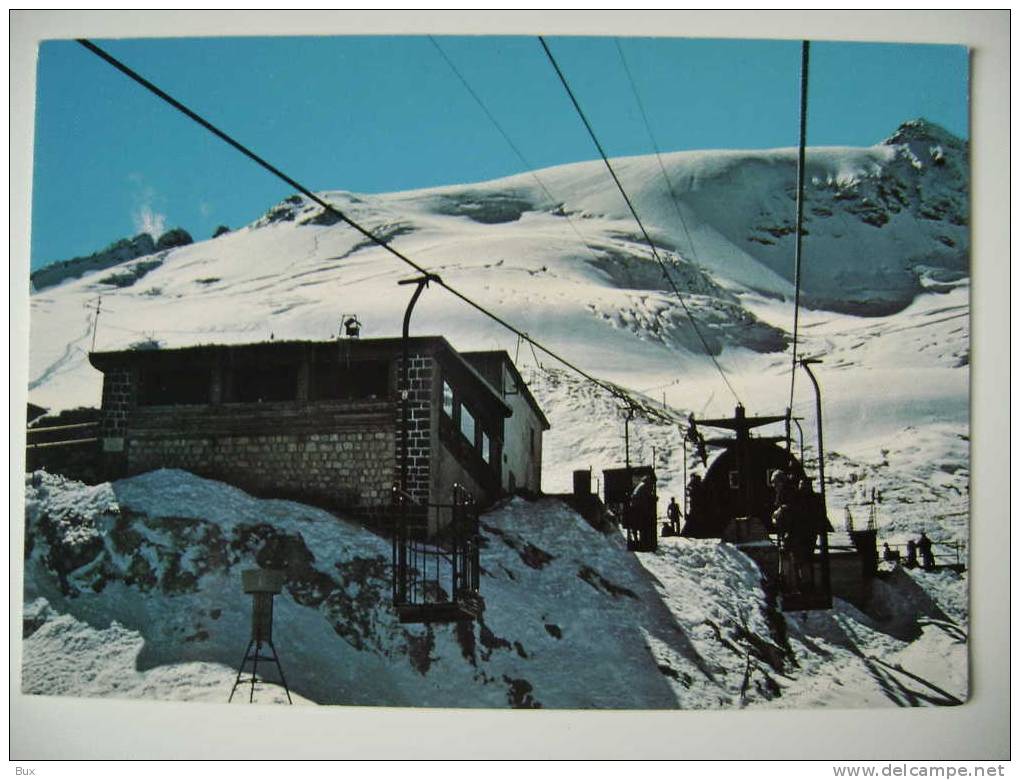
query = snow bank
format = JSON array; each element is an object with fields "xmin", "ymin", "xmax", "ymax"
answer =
[
  {"xmin": 22, "ymin": 469, "xmax": 967, "ymax": 709},
  {"xmin": 22, "ymin": 470, "xmax": 695, "ymax": 707}
]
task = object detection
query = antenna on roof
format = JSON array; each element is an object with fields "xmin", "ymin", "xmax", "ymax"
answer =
[{"xmin": 84, "ymin": 295, "xmax": 103, "ymax": 353}]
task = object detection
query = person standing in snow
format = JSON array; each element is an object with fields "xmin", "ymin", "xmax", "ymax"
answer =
[
  {"xmin": 905, "ymin": 539, "xmax": 919, "ymax": 568},
  {"xmin": 686, "ymin": 474, "xmax": 703, "ymax": 517},
  {"xmin": 769, "ymin": 467, "xmax": 797, "ymax": 532},
  {"xmin": 771, "ymin": 469, "xmax": 797, "ymax": 589},
  {"xmin": 666, "ymin": 496, "xmax": 681, "ymax": 534},
  {"xmin": 918, "ymin": 532, "xmax": 935, "ymax": 570},
  {"xmin": 630, "ymin": 476, "xmax": 654, "ymax": 519},
  {"xmin": 628, "ymin": 475, "xmax": 655, "ymax": 547},
  {"xmin": 789, "ymin": 477, "xmax": 825, "ymax": 590}
]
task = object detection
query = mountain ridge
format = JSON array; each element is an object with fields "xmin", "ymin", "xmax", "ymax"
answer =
[{"xmin": 27, "ymin": 118, "xmax": 969, "ymax": 441}]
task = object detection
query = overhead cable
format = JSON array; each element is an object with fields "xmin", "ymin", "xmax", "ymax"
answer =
[
  {"xmin": 427, "ymin": 36, "xmax": 605, "ymax": 268},
  {"xmin": 77, "ymin": 38, "xmax": 681, "ymax": 426},
  {"xmin": 538, "ymin": 36, "xmax": 742, "ymax": 407},
  {"xmin": 788, "ymin": 40, "xmax": 811, "ymax": 412},
  {"xmin": 613, "ymin": 38, "xmax": 701, "ymax": 273}
]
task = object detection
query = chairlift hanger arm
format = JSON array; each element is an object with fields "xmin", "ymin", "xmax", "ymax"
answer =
[{"xmin": 696, "ymin": 413, "xmax": 789, "ymax": 430}]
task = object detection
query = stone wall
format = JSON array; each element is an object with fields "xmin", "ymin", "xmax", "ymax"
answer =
[
  {"xmin": 119, "ymin": 397, "xmax": 398, "ymax": 512},
  {"xmin": 395, "ymin": 353, "xmax": 434, "ymax": 505},
  {"xmin": 128, "ymin": 427, "xmax": 396, "ymax": 510},
  {"xmin": 99, "ymin": 368, "xmax": 134, "ymax": 474},
  {"xmin": 99, "ymin": 368, "xmax": 133, "ymax": 440}
]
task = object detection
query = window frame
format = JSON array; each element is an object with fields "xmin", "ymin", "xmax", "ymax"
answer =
[
  {"xmin": 442, "ymin": 379, "xmax": 454, "ymax": 418},
  {"xmin": 460, "ymin": 403, "xmax": 476, "ymax": 446}
]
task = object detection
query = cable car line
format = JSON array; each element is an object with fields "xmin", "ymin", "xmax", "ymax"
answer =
[
  {"xmin": 427, "ymin": 37, "xmax": 607, "ymax": 270},
  {"xmin": 428, "ymin": 36, "xmax": 694, "ymax": 424},
  {"xmin": 613, "ymin": 38, "xmax": 701, "ymax": 273},
  {"xmin": 538, "ymin": 36, "xmax": 742, "ymax": 407},
  {"xmin": 76, "ymin": 38, "xmax": 682, "ymax": 428}
]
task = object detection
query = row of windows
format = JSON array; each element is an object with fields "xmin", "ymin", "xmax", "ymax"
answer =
[
  {"xmin": 136, "ymin": 361, "xmax": 391, "ymax": 406},
  {"xmin": 443, "ymin": 379, "xmax": 491, "ymax": 465}
]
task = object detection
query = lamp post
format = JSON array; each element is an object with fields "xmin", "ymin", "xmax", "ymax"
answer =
[{"xmin": 799, "ymin": 357, "xmax": 832, "ymax": 605}]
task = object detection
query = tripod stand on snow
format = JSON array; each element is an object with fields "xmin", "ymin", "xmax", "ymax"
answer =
[{"xmin": 229, "ymin": 568, "xmax": 293, "ymax": 704}]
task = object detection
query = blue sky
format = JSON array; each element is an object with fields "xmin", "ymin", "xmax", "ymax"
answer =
[{"xmin": 30, "ymin": 35, "xmax": 968, "ymax": 269}]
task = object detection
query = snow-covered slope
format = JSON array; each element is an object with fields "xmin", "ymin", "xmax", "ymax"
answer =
[
  {"xmin": 22, "ymin": 469, "xmax": 966, "ymax": 708},
  {"xmin": 21, "ymin": 120, "xmax": 970, "ymax": 708},
  {"xmin": 27, "ymin": 119, "xmax": 967, "ymax": 424}
]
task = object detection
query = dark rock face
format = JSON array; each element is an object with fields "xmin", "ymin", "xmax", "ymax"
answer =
[
  {"xmin": 303, "ymin": 208, "xmax": 343, "ymax": 226},
  {"xmin": 430, "ymin": 192, "xmax": 535, "ymax": 224},
  {"xmin": 30, "ymin": 233, "xmax": 157, "ymax": 291},
  {"xmin": 31, "ymin": 226, "xmax": 193, "ymax": 293},
  {"xmin": 98, "ymin": 258, "xmax": 163, "ymax": 289},
  {"xmin": 156, "ymin": 228, "xmax": 193, "ymax": 251},
  {"xmin": 714, "ymin": 118, "xmax": 970, "ymax": 317},
  {"xmin": 503, "ymin": 675, "xmax": 541, "ymax": 708}
]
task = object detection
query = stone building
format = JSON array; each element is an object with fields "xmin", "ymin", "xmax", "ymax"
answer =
[{"xmin": 89, "ymin": 336, "xmax": 549, "ymax": 517}]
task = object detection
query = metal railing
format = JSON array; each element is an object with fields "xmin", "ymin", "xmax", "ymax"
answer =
[
  {"xmin": 391, "ymin": 485, "xmax": 481, "ymax": 612},
  {"xmin": 25, "ymin": 420, "xmax": 99, "ymax": 449}
]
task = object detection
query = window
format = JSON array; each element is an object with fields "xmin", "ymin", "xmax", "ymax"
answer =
[
  {"xmin": 482, "ymin": 432, "xmax": 491, "ymax": 463},
  {"xmin": 530, "ymin": 428, "xmax": 535, "ymax": 456},
  {"xmin": 312, "ymin": 361, "xmax": 389, "ymax": 400},
  {"xmin": 138, "ymin": 368, "xmax": 210, "ymax": 406},
  {"xmin": 233, "ymin": 365, "xmax": 298, "ymax": 403},
  {"xmin": 460, "ymin": 405, "xmax": 476, "ymax": 445},
  {"xmin": 442, "ymin": 380, "xmax": 454, "ymax": 417}
]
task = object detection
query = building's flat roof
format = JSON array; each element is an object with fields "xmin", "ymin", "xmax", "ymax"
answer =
[
  {"xmin": 89, "ymin": 336, "xmax": 514, "ymax": 417},
  {"xmin": 90, "ymin": 335, "xmax": 447, "ymax": 362}
]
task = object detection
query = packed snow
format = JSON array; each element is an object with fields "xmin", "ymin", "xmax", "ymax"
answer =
[{"xmin": 22, "ymin": 469, "xmax": 966, "ymax": 708}]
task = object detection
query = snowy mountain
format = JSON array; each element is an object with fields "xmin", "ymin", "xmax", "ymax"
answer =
[
  {"xmin": 27, "ymin": 118, "xmax": 967, "ymax": 414},
  {"xmin": 21, "ymin": 119, "xmax": 970, "ymax": 707}
]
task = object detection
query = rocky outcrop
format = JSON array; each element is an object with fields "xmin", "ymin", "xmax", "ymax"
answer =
[
  {"xmin": 30, "ymin": 233, "xmax": 156, "ymax": 291},
  {"xmin": 155, "ymin": 227, "xmax": 193, "ymax": 251},
  {"xmin": 30, "ymin": 227, "xmax": 193, "ymax": 292},
  {"xmin": 734, "ymin": 118, "xmax": 969, "ymax": 315}
]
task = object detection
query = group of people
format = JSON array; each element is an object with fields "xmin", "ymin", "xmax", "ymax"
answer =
[
  {"xmin": 771, "ymin": 468, "xmax": 827, "ymax": 592},
  {"xmin": 883, "ymin": 533, "xmax": 936, "ymax": 570}
]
